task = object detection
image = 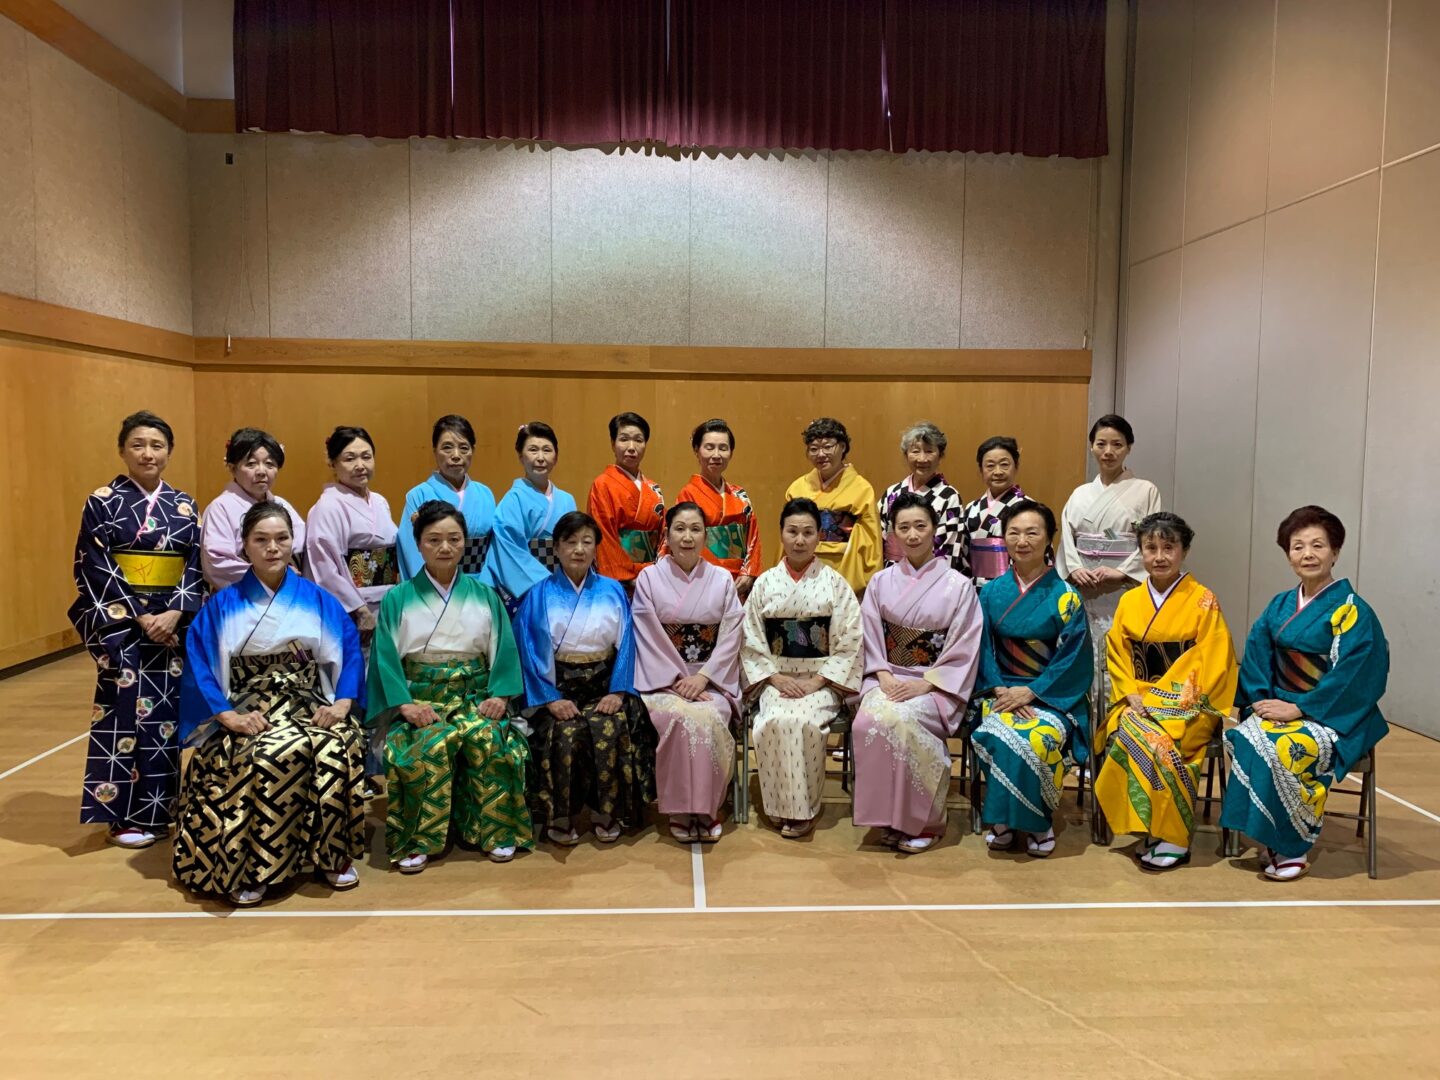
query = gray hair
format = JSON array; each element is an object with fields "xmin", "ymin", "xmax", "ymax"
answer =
[{"xmin": 899, "ymin": 421, "xmax": 947, "ymax": 457}]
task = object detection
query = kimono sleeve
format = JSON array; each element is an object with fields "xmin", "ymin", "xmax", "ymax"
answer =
[
  {"xmin": 364, "ymin": 587, "xmax": 410, "ymax": 726},
  {"xmin": 608, "ymin": 584, "xmax": 639, "ymax": 695},
  {"xmin": 700, "ymin": 575, "xmax": 745, "ymax": 698},
  {"xmin": 630, "ymin": 569, "xmax": 685, "ymax": 692},
  {"xmin": 975, "ymin": 592, "xmax": 1005, "ymax": 695},
  {"xmin": 175, "ymin": 512, "xmax": 205, "ymax": 615},
  {"xmin": 859, "ymin": 579, "xmax": 890, "ymax": 681},
  {"xmin": 1235, "ymin": 597, "xmax": 1281, "ymax": 714},
  {"xmin": 396, "ymin": 486, "xmax": 426, "ymax": 580},
  {"xmin": 1294, "ymin": 600, "xmax": 1389, "ymax": 739},
  {"xmin": 178, "ymin": 599, "xmax": 231, "ymax": 745},
  {"xmin": 739, "ymin": 496, "xmax": 762, "ymax": 577},
  {"xmin": 515, "ymin": 584, "xmax": 561, "ymax": 708},
  {"xmin": 483, "ymin": 586, "xmax": 525, "ymax": 699},
  {"xmin": 924, "ymin": 579, "xmax": 983, "ymax": 710},
  {"xmin": 1139, "ymin": 589, "xmax": 1238, "ymax": 720},
  {"xmin": 1104, "ymin": 597, "xmax": 1139, "ymax": 724},
  {"xmin": 200, "ymin": 499, "xmax": 248, "ymax": 589},
  {"xmin": 68, "ymin": 494, "xmax": 139, "ymax": 664},
  {"xmin": 587, "ymin": 475, "xmax": 629, "ymax": 581},
  {"xmin": 1025, "ymin": 589, "xmax": 1093, "ymax": 717},
  {"xmin": 848, "ymin": 487, "xmax": 884, "ymax": 589},
  {"xmin": 820, "ymin": 571, "xmax": 864, "ymax": 693},
  {"xmin": 306, "ymin": 499, "xmax": 365, "ymax": 613},
  {"xmin": 740, "ymin": 574, "xmax": 781, "ymax": 689},
  {"xmin": 486, "ymin": 490, "xmax": 546, "ymax": 601},
  {"xmin": 327, "ymin": 590, "xmax": 365, "ymax": 706}
]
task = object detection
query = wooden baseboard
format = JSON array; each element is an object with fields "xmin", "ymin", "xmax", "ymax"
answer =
[{"xmin": 0, "ymin": 628, "xmax": 81, "ymax": 675}]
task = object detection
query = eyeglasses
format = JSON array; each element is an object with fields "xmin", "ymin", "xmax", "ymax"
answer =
[{"xmin": 806, "ymin": 440, "xmax": 841, "ymax": 455}]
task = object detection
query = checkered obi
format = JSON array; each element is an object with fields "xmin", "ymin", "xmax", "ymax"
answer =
[
  {"xmin": 528, "ymin": 536, "xmax": 558, "ymax": 571},
  {"xmin": 664, "ymin": 621, "xmax": 718, "ymax": 664},
  {"xmin": 882, "ymin": 621, "xmax": 947, "ymax": 667},
  {"xmin": 346, "ymin": 544, "xmax": 399, "ymax": 589},
  {"xmin": 764, "ymin": 617, "xmax": 830, "ymax": 659},
  {"xmin": 459, "ymin": 534, "xmax": 492, "ymax": 575}
]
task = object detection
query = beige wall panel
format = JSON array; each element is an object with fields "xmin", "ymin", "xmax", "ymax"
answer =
[
  {"xmin": 1384, "ymin": 0, "xmax": 1440, "ymax": 164},
  {"xmin": 119, "ymin": 97, "xmax": 191, "ymax": 333},
  {"xmin": 27, "ymin": 36, "xmax": 127, "ymax": 320},
  {"xmin": 689, "ymin": 151, "xmax": 827, "ymax": 347},
  {"xmin": 552, "ymin": 148, "xmax": 690, "ymax": 346},
  {"xmin": 824, "ymin": 152, "xmax": 963, "ymax": 349},
  {"xmin": 1126, "ymin": 0, "xmax": 1192, "ymax": 264},
  {"xmin": 1119, "ymin": 248, "xmax": 1182, "ymax": 505},
  {"xmin": 188, "ymin": 133, "xmax": 270, "ymax": 337},
  {"xmin": 0, "ymin": 17, "xmax": 36, "ymax": 299},
  {"xmin": 961, "ymin": 155, "xmax": 1093, "ymax": 348},
  {"xmin": 267, "ymin": 135, "xmax": 411, "ymax": 339},
  {"xmin": 410, "ymin": 140, "xmax": 552, "ymax": 343},
  {"xmin": 1250, "ymin": 174, "xmax": 1378, "ymax": 619},
  {"xmin": 1183, "ymin": 0, "xmax": 1273, "ymax": 243},
  {"xmin": 1268, "ymin": 0, "xmax": 1387, "ymax": 209},
  {"xmin": 1360, "ymin": 150, "xmax": 1440, "ymax": 734},
  {"xmin": 1172, "ymin": 219, "xmax": 1264, "ymax": 620},
  {"xmin": 0, "ymin": 338, "xmax": 194, "ymax": 664}
]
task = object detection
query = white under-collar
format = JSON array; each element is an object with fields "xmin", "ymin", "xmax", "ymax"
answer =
[
  {"xmin": 426, "ymin": 569, "xmax": 456, "ymax": 601},
  {"xmin": 1147, "ymin": 571, "xmax": 1187, "ymax": 608}
]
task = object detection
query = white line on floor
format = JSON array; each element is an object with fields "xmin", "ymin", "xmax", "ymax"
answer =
[
  {"xmin": 3, "ymin": 897, "xmax": 1440, "ymax": 923},
  {"xmin": 690, "ymin": 842, "xmax": 707, "ymax": 910},
  {"xmin": 1335, "ymin": 775, "xmax": 1440, "ymax": 826},
  {"xmin": 0, "ymin": 733, "xmax": 86, "ymax": 783}
]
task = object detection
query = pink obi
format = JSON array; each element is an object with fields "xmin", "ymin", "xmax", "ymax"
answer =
[{"xmin": 969, "ymin": 537, "xmax": 1009, "ymax": 581}]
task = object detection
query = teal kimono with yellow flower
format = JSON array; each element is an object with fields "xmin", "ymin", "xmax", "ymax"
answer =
[{"xmin": 1221, "ymin": 580, "xmax": 1389, "ymax": 858}]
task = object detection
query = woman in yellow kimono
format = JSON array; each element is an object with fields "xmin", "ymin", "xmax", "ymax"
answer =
[
  {"xmin": 1094, "ymin": 512, "xmax": 1237, "ymax": 871},
  {"xmin": 784, "ymin": 417, "xmax": 882, "ymax": 594}
]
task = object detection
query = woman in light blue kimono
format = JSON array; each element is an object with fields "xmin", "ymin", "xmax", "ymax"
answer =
[
  {"xmin": 487, "ymin": 421, "xmax": 578, "ymax": 611},
  {"xmin": 514, "ymin": 511, "xmax": 655, "ymax": 846},
  {"xmin": 397, "ymin": 414, "xmax": 497, "ymax": 582},
  {"xmin": 1221, "ymin": 506, "xmax": 1389, "ymax": 881},
  {"xmin": 970, "ymin": 499, "xmax": 1092, "ymax": 857},
  {"xmin": 174, "ymin": 501, "xmax": 367, "ymax": 907}
]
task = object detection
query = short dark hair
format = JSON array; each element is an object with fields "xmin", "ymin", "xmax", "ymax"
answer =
[
  {"xmin": 691, "ymin": 418, "xmax": 735, "ymax": 452},
  {"xmin": 240, "ymin": 500, "xmax": 293, "ymax": 542},
  {"xmin": 1088, "ymin": 414, "xmax": 1135, "ymax": 445},
  {"xmin": 1276, "ymin": 505, "xmax": 1346, "ymax": 551},
  {"xmin": 976, "ymin": 435, "xmax": 1020, "ymax": 468},
  {"xmin": 999, "ymin": 498, "xmax": 1056, "ymax": 539},
  {"xmin": 552, "ymin": 510, "xmax": 601, "ymax": 545},
  {"xmin": 412, "ymin": 499, "xmax": 466, "ymax": 543},
  {"xmin": 1135, "ymin": 511, "xmax": 1194, "ymax": 550},
  {"xmin": 326, "ymin": 426, "xmax": 375, "ymax": 461},
  {"xmin": 515, "ymin": 421, "xmax": 558, "ymax": 454},
  {"xmin": 890, "ymin": 491, "xmax": 938, "ymax": 529},
  {"xmin": 225, "ymin": 427, "xmax": 285, "ymax": 469},
  {"xmin": 432, "ymin": 414, "xmax": 475, "ymax": 448},
  {"xmin": 609, "ymin": 412, "xmax": 650, "ymax": 441},
  {"xmin": 117, "ymin": 410, "xmax": 174, "ymax": 450},
  {"xmin": 665, "ymin": 501, "xmax": 704, "ymax": 530},
  {"xmin": 779, "ymin": 497, "xmax": 822, "ymax": 530},
  {"xmin": 802, "ymin": 417, "xmax": 850, "ymax": 455}
]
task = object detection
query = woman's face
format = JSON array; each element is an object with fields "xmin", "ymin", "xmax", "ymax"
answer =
[
  {"xmin": 121, "ymin": 426, "xmax": 170, "ymax": 485},
  {"xmin": 806, "ymin": 437, "xmax": 846, "ymax": 481},
  {"xmin": 1140, "ymin": 532, "xmax": 1187, "ymax": 585},
  {"xmin": 613, "ymin": 424, "xmax": 647, "ymax": 474},
  {"xmin": 520, "ymin": 437, "xmax": 557, "ymax": 484},
  {"xmin": 1286, "ymin": 525, "xmax": 1339, "ymax": 586},
  {"xmin": 557, "ymin": 528, "xmax": 597, "ymax": 576},
  {"xmin": 666, "ymin": 509, "xmax": 706, "ymax": 562},
  {"xmin": 979, "ymin": 448, "xmax": 1018, "ymax": 496},
  {"xmin": 1090, "ymin": 427, "xmax": 1131, "ymax": 473},
  {"xmin": 231, "ymin": 445, "xmax": 279, "ymax": 500},
  {"xmin": 420, "ymin": 516, "xmax": 465, "ymax": 578},
  {"xmin": 1003, "ymin": 510, "xmax": 1048, "ymax": 568},
  {"xmin": 904, "ymin": 440, "xmax": 941, "ymax": 484},
  {"xmin": 781, "ymin": 514, "xmax": 819, "ymax": 563},
  {"xmin": 894, "ymin": 506, "xmax": 935, "ymax": 561},
  {"xmin": 695, "ymin": 432, "xmax": 733, "ymax": 482},
  {"xmin": 243, "ymin": 516, "xmax": 293, "ymax": 575},
  {"xmin": 434, "ymin": 430, "xmax": 473, "ymax": 486},
  {"xmin": 331, "ymin": 438, "xmax": 374, "ymax": 491}
]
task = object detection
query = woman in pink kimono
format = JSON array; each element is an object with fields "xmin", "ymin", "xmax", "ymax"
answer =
[
  {"xmin": 632, "ymin": 502, "xmax": 744, "ymax": 844},
  {"xmin": 853, "ymin": 492, "xmax": 983, "ymax": 853}
]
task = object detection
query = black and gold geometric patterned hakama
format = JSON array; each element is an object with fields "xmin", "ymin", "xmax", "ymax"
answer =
[{"xmin": 173, "ymin": 651, "xmax": 366, "ymax": 895}]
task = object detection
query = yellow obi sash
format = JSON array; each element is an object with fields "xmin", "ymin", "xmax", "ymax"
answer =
[{"xmin": 113, "ymin": 549, "xmax": 184, "ymax": 592}]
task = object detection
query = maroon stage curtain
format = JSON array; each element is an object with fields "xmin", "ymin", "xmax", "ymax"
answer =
[
  {"xmin": 669, "ymin": 0, "xmax": 887, "ymax": 151},
  {"xmin": 234, "ymin": 0, "xmax": 453, "ymax": 138},
  {"xmin": 884, "ymin": 0, "xmax": 1108, "ymax": 158},
  {"xmin": 451, "ymin": 0, "xmax": 670, "ymax": 143}
]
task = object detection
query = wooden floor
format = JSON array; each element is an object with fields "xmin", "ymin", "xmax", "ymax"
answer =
[{"xmin": 3, "ymin": 656, "xmax": 1440, "ymax": 1078}]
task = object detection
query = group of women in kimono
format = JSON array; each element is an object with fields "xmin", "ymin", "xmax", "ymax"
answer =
[{"xmin": 69, "ymin": 406, "xmax": 1390, "ymax": 907}]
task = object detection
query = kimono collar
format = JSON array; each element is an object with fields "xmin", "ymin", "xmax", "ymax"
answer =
[
  {"xmin": 423, "ymin": 568, "xmax": 459, "ymax": 601},
  {"xmin": 693, "ymin": 473, "xmax": 729, "ymax": 495},
  {"xmin": 896, "ymin": 553, "xmax": 943, "ymax": 579},
  {"xmin": 1147, "ymin": 571, "xmax": 1189, "ymax": 608},
  {"xmin": 432, "ymin": 470, "xmax": 470, "ymax": 494},
  {"xmin": 663, "ymin": 554, "xmax": 707, "ymax": 583},
  {"xmin": 554, "ymin": 565, "xmax": 597, "ymax": 593},
  {"xmin": 1013, "ymin": 564, "xmax": 1054, "ymax": 594},
  {"xmin": 115, "ymin": 473, "xmax": 167, "ymax": 497},
  {"xmin": 1095, "ymin": 467, "xmax": 1135, "ymax": 489},
  {"xmin": 610, "ymin": 463, "xmax": 645, "ymax": 486},
  {"xmin": 328, "ymin": 481, "xmax": 373, "ymax": 504},
  {"xmin": 814, "ymin": 463, "xmax": 851, "ymax": 492},
  {"xmin": 223, "ymin": 479, "xmax": 264, "ymax": 505},
  {"xmin": 1296, "ymin": 577, "xmax": 1344, "ymax": 612},
  {"xmin": 240, "ymin": 565, "xmax": 292, "ymax": 605},
  {"xmin": 781, "ymin": 556, "xmax": 819, "ymax": 582},
  {"xmin": 905, "ymin": 472, "xmax": 945, "ymax": 493}
]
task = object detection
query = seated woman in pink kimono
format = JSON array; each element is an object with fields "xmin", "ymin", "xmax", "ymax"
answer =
[
  {"xmin": 631, "ymin": 502, "xmax": 745, "ymax": 844},
  {"xmin": 852, "ymin": 493, "xmax": 983, "ymax": 853}
]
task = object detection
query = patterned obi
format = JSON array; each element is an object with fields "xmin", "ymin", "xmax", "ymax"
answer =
[
  {"xmin": 1130, "ymin": 638, "xmax": 1195, "ymax": 683},
  {"xmin": 347, "ymin": 545, "xmax": 399, "ymax": 589},
  {"xmin": 229, "ymin": 648, "xmax": 327, "ymax": 717},
  {"xmin": 554, "ymin": 651, "xmax": 616, "ymax": 705},
  {"xmin": 764, "ymin": 617, "xmax": 830, "ymax": 659},
  {"xmin": 883, "ymin": 621, "xmax": 947, "ymax": 667},
  {"xmin": 459, "ymin": 534, "xmax": 492, "ymax": 575},
  {"xmin": 969, "ymin": 537, "xmax": 1010, "ymax": 581},
  {"xmin": 665, "ymin": 621, "xmax": 718, "ymax": 663},
  {"xmin": 402, "ymin": 651, "xmax": 491, "ymax": 722},
  {"xmin": 528, "ymin": 536, "xmax": 558, "ymax": 571},
  {"xmin": 706, "ymin": 523, "xmax": 745, "ymax": 561},
  {"xmin": 1275, "ymin": 648, "xmax": 1330, "ymax": 694},
  {"xmin": 619, "ymin": 528, "xmax": 659, "ymax": 564},
  {"xmin": 114, "ymin": 548, "xmax": 185, "ymax": 592},
  {"xmin": 1073, "ymin": 531, "xmax": 1136, "ymax": 563},
  {"xmin": 817, "ymin": 510, "xmax": 857, "ymax": 544},
  {"xmin": 996, "ymin": 634, "xmax": 1056, "ymax": 679}
]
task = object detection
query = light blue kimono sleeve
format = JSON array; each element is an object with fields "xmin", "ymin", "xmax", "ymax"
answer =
[
  {"xmin": 321, "ymin": 586, "xmax": 365, "ymax": 706},
  {"xmin": 179, "ymin": 593, "xmax": 232, "ymax": 745},
  {"xmin": 396, "ymin": 482, "xmax": 429, "ymax": 580},
  {"xmin": 516, "ymin": 579, "xmax": 561, "ymax": 708},
  {"xmin": 486, "ymin": 488, "xmax": 548, "ymax": 602}
]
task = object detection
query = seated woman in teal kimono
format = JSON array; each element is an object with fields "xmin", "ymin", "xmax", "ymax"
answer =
[
  {"xmin": 1221, "ymin": 506, "xmax": 1389, "ymax": 882},
  {"xmin": 970, "ymin": 500, "xmax": 1092, "ymax": 857}
]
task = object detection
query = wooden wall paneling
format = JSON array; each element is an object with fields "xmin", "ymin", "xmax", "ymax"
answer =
[{"xmin": 0, "ymin": 291, "xmax": 194, "ymax": 364}]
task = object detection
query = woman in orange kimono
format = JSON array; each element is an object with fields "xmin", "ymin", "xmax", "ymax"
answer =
[
  {"xmin": 587, "ymin": 412, "xmax": 665, "ymax": 593},
  {"xmin": 669, "ymin": 419, "xmax": 762, "ymax": 602}
]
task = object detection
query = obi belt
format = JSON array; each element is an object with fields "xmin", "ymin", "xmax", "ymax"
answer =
[
  {"xmin": 347, "ymin": 544, "xmax": 399, "ymax": 589},
  {"xmin": 883, "ymin": 621, "xmax": 947, "ymax": 667},
  {"xmin": 665, "ymin": 621, "xmax": 718, "ymax": 664},
  {"xmin": 764, "ymin": 617, "xmax": 831, "ymax": 659}
]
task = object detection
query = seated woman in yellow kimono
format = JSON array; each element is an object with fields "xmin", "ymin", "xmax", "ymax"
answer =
[{"xmin": 1094, "ymin": 512, "xmax": 1237, "ymax": 871}]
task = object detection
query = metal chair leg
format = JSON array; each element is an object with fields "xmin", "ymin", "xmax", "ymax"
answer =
[
  {"xmin": 1366, "ymin": 759, "xmax": 1378, "ymax": 879},
  {"xmin": 1202, "ymin": 753, "xmax": 1216, "ymax": 824}
]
